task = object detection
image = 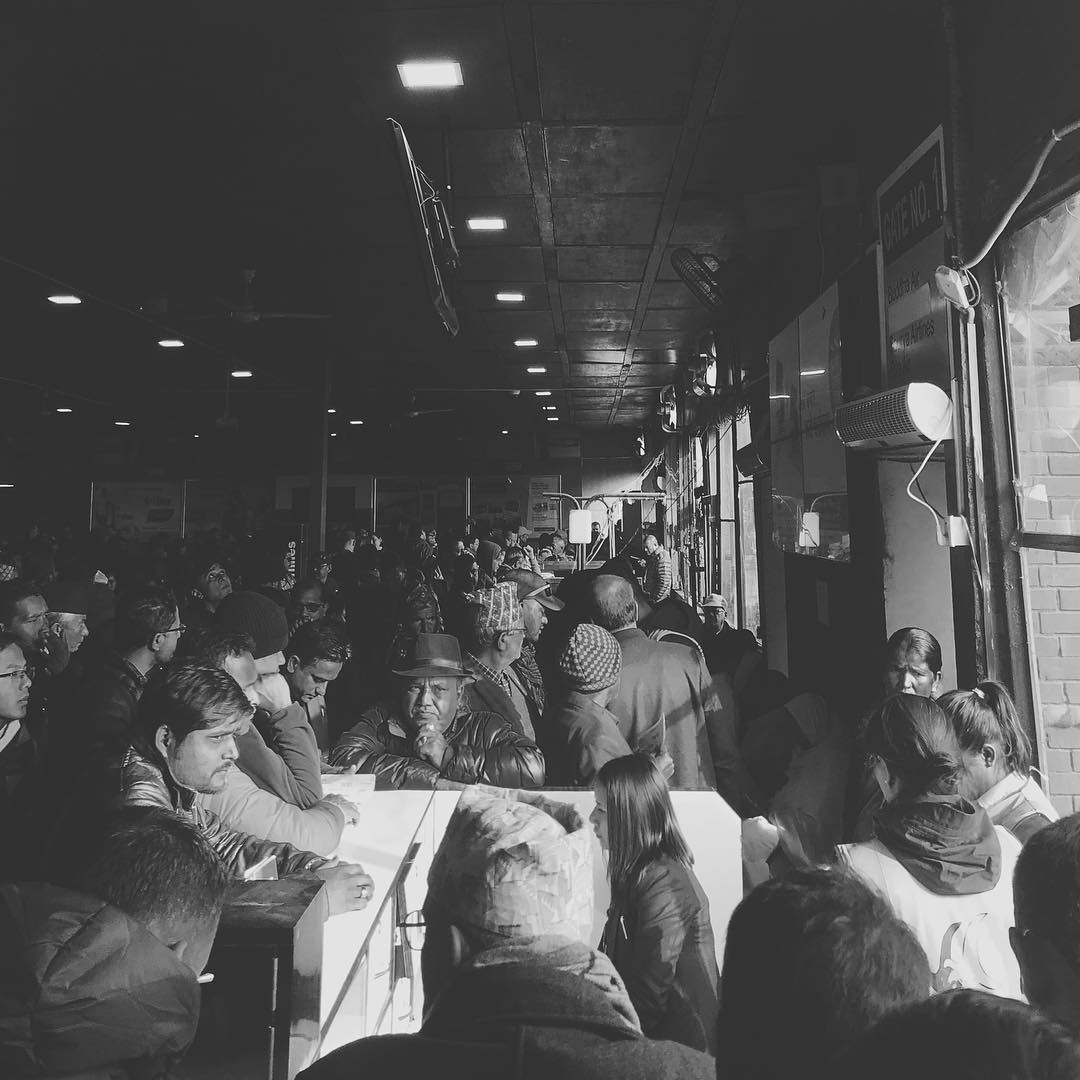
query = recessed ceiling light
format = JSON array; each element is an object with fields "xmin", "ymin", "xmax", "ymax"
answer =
[
  {"xmin": 543, "ymin": 405, "xmax": 557, "ymax": 411},
  {"xmin": 231, "ymin": 369, "xmax": 253, "ymax": 378},
  {"xmin": 496, "ymin": 291, "xmax": 525, "ymax": 303},
  {"xmin": 114, "ymin": 420, "xmax": 131, "ymax": 427},
  {"xmin": 327, "ymin": 408, "xmax": 336, "ymax": 414},
  {"xmin": 800, "ymin": 369, "xmax": 826, "ymax": 377},
  {"xmin": 0, "ymin": 483, "xmax": 14, "ymax": 489},
  {"xmin": 47, "ymin": 294, "xmax": 81, "ymax": 305},
  {"xmin": 526, "ymin": 366, "xmax": 547, "ymax": 374},
  {"xmin": 193, "ymin": 434, "xmax": 200, "ymax": 439},
  {"xmin": 349, "ymin": 419, "xmax": 364, "ymax": 426},
  {"xmin": 500, "ymin": 429, "xmax": 509, "ymax": 435},
  {"xmin": 514, "ymin": 338, "xmax": 539, "ymax": 348},
  {"xmin": 535, "ymin": 391, "xmax": 552, "ymax": 397},
  {"xmin": 56, "ymin": 407, "xmax": 73, "ymax": 414},
  {"xmin": 467, "ymin": 217, "xmax": 506, "ymax": 232},
  {"xmin": 330, "ymin": 432, "xmax": 338, "ymax": 437},
  {"xmin": 158, "ymin": 338, "xmax": 185, "ymax": 348},
  {"xmin": 769, "ymin": 394, "xmax": 791, "ymax": 400},
  {"xmin": 397, "ymin": 60, "xmax": 463, "ymax": 89},
  {"xmin": 546, "ymin": 416, "xmax": 559, "ymax": 422}
]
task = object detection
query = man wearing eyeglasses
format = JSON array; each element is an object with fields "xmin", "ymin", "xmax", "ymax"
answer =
[
  {"xmin": 0, "ymin": 631, "xmax": 37, "ymax": 877},
  {"xmin": 460, "ymin": 583, "xmax": 537, "ymax": 739},
  {"xmin": 65, "ymin": 587, "xmax": 183, "ymax": 772}
]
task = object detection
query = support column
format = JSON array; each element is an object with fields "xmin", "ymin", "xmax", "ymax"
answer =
[{"xmin": 307, "ymin": 354, "xmax": 331, "ymax": 575}]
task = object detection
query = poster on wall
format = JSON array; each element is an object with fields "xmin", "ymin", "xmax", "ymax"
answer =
[
  {"xmin": 187, "ymin": 477, "xmax": 275, "ymax": 536},
  {"xmin": 877, "ymin": 127, "xmax": 952, "ymax": 390},
  {"xmin": 91, "ymin": 481, "xmax": 182, "ymax": 538},
  {"xmin": 526, "ymin": 476, "xmax": 561, "ymax": 532}
]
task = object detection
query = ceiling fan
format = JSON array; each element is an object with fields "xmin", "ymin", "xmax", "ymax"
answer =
[{"xmin": 192, "ymin": 269, "xmax": 331, "ymax": 325}]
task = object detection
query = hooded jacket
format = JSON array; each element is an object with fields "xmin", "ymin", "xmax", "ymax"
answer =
[
  {"xmin": 0, "ymin": 882, "xmax": 199, "ymax": 1080},
  {"xmin": 977, "ymin": 770, "xmax": 1058, "ymax": 846},
  {"xmin": 839, "ymin": 795, "xmax": 1022, "ymax": 997}
]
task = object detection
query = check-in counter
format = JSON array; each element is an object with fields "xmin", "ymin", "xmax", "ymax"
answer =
[{"xmin": 185, "ymin": 785, "xmax": 740, "ymax": 1079}]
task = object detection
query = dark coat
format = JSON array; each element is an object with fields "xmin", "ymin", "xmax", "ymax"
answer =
[
  {"xmin": 600, "ymin": 856, "xmax": 720, "ymax": 1053},
  {"xmin": 329, "ymin": 701, "xmax": 545, "ymax": 790},
  {"xmin": 61, "ymin": 651, "xmax": 148, "ymax": 770},
  {"xmin": 0, "ymin": 882, "xmax": 200, "ymax": 1080},
  {"xmin": 0, "ymin": 722, "xmax": 40, "ymax": 881},
  {"xmin": 538, "ymin": 691, "xmax": 632, "ymax": 787},
  {"xmin": 297, "ymin": 962, "xmax": 716, "ymax": 1080}
]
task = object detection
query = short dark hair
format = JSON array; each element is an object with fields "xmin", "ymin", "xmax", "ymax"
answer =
[
  {"xmin": 885, "ymin": 626, "xmax": 942, "ymax": 674},
  {"xmin": 1015, "ymin": 814, "xmax": 1080, "ymax": 972},
  {"xmin": 0, "ymin": 630, "xmax": 21, "ymax": 654},
  {"xmin": 834, "ymin": 990, "xmax": 1080, "ymax": 1080},
  {"xmin": 863, "ymin": 694, "xmax": 961, "ymax": 798},
  {"xmin": 179, "ymin": 626, "xmax": 255, "ymax": 667},
  {"xmin": 114, "ymin": 586, "xmax": 177, "ymax": 653},
  {"xmin": 287, "ymin": 621, "xmax": 349, "ymax": 666},
  {"xmin": 290, "ymin": 577, "xmax": 325, "ymax": 602},
  {"xmin": 721, "ymin": 867, "xmax": 930, "ymax": 1079},
  {"xmin": 940, "ymin": 680, "xmax": 1033, "ymax": 775},
  {"xmin": 135, "ymin": 659, "xmax": 253, "ymax": 751},
  {"xmin": 0, "ymin": 580, "xmax": 45, "ymax": 626},
  {"xmin": 53, "ymin": 806, "xmax": 228, "ymax": 931}
]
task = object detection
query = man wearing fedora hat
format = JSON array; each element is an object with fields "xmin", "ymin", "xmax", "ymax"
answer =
[{"xmin": 329, "ymin": 633, "xmax": 545, "ymax": 790}]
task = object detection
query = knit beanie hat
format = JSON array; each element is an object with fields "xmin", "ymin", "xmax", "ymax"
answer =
[
  {"xmin": 427, "ymin": 786, "xmax": 594, "ymax": 944},
  {"xmin": 557, "ymin": 623, "xmax": 621, "ymax": 693},
  {"xmin": 215, "ymin": 590, "xmax": 289, "ymax": 659}
]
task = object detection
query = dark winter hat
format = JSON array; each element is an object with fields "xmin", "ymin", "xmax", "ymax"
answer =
[
  {"xmin": 557, "ymin": 623, "xmax": 621, "ymax": 693},
  {"xmin": 42, "ymin": 581, "xmax": 89, "ymax": 616},
  {"xmin": 215, "ymin": 590, "xmax": 288, "ymax": 659}
]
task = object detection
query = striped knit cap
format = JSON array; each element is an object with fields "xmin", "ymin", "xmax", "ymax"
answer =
[{"xmin": 557, "ymin": 623, "xmax": 621, "ymax": 693}]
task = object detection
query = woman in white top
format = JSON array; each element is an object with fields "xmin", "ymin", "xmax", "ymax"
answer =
[
  {"xmin": 838, "ymin": 694, "xmax": 1022, "ymax": 998},
  {"xmin": 939, "ymin": 681, "xmax": 1058, "ymax": 846}
]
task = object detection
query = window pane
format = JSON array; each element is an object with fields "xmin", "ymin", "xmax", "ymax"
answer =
[
  {"xmin": 718, "ymin": 520, "xmax": 737, "ymax": 623},
  {"xmin": 1001, "ymin": 194, "xmax": 1080, "ymax": 536},
  {"xmin": 738, "ymin": 482, "xmax": 760, "ymax": 637}
]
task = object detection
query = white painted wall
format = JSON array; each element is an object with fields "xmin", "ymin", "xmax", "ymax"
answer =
[{"xmin": 878, "ymin": 459, "xmax": 957, "ymax": 689}]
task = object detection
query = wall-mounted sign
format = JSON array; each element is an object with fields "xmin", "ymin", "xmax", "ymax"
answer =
[
  {"xmin": 527, "ymin": 476, "xmax": 561, "ymax": 532},
  {"xmin": 91, "ymin": 481, "xmax": 182, "ymax": 538},
  {"xmin": 876, "ymin": 127, "xmax": 952, "ymax": 389}
]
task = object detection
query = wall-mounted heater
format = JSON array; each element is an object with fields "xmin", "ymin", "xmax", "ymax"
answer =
[{"xmin": 834, "ymin": 382, "xmax": 953, "ymax": 451}]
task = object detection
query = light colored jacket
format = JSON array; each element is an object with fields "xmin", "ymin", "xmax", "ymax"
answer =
[
  {"xmin": 202, "ymin": 765, "xmax": 345, "ymax": 856},
  {"xmin": 978, "ymin": 771, "xmax": 1058, "ymax": 845}
]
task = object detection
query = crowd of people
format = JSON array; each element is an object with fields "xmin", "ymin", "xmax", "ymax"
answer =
[{"xmin": 0, "ymin": 516, "xmax": 1078, "ymax": 1079}]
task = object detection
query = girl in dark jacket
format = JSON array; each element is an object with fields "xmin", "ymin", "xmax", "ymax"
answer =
[{"xmin": 591, "ymin": 753, "xmax": 719, "ymax": 1052}]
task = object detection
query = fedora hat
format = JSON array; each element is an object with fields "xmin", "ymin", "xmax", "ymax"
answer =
[{"xmin": 391, "ymin": 632, "xmax": 474, "ymax": 680}]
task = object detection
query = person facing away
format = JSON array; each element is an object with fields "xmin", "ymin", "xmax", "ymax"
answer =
[
  {"xmin": 833, "ymin": 990, "xmax": 1080, "ymax": 1080},
  {"xmin": 848, "ymin": 625, "xmax": 947, "ymax": 841},
  {"xmin": 539, "ymin": 623, "xmax": 631, "ymax": 787},
  {"xmin": 1012, "ymin": 813, "xmax": 1080, "ymax": 1036},
  {"xmin": 940, "ymin": 680, "xmax": 1057, "ymax": 845},
  {"xmin": 299, "ymin": 786, "xmax": 716, "ymax": 1080},
  {"xmin": 0, "ymin": 806, "xmax": 229, "ymax": 1080},
  {"xmin": 329, "ymin": 632, "xmax": 545, "ymax": 790},
  {"xmin": 719, "ymin": 866, "xmax": 930, "ymax": 1080},
  {"xmin": 838, "ymin": 694, "xmax": 1022, "ymax": 998},
  {"xmin": 592, "ymin": 754, "xmax": 719, "ymax": 1052}
]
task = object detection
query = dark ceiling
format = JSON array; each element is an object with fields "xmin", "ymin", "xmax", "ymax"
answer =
[{"xmin": 0, "ymin": 0, "xmax": 920, "ymax": 465}]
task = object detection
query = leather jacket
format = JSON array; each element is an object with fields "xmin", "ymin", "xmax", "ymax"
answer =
[
  {"xmin": 329, "ymin": 700, "xmax": 545, "ymax": 790},
  {"xmin": 117, "ymin": 748, "xmax": 331, "ymax": 878}
]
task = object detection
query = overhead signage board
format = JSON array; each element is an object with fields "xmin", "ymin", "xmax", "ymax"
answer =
[
  {"xmin": 91, "ymin": 481, "xmax": 182, "ymax": 538},
  {"xmin": 876, "ymin": 127, "xmax": 952, "ymax": 390}
]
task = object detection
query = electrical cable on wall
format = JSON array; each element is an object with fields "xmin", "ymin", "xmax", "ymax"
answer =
[{"xmin": 906, "ymin": 435, "xmax": 948, "ymax": 545}]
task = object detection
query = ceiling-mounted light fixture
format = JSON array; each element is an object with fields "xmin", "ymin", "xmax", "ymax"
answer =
[
  {"xmin": 0, "ymin": 483, "xmax": 14, "ymax": 489},
  {"xmin": 327, "ymin": 408, "xmax": 336, "ymax": 414},
  {"xmin": 514, "ymin": 338, "xmax": 539, "ymax": 348},
  {"xmin": 500, "ymin": 429, "xmax": 509, "ymax": 435},
  {"xmin": 526, "ymin": 366, "xmax": 547, "ymax": 374},
  {"xmin": 467, "ymin": 217, "xmax": 506, "ymax": 232},
  {"xmin": 230, "ymin": 369, "xmax": 253, "ymax": 378},
  {"xmin": 158, "ymin": 338, "xmax": 185, "ymax": 348},
  {"xmin": 543, "ymin": 405, "xmax": 557, "ymax": 411},
  {"xmin": 535, "ymin": 390, "xmax": 552, "ymax": 397},
  {"xmin": 801, "ymin": 368, "xmax": 826, "ymax": 377},
  {"xmin": 349, "ymin": 419, "xmax": 364, "ymax": 426},
  {"xmin": 114, "ymin": 420, "xmax": 131, "ymax": 427},
  {"xmin": 48, "ymin": 294, "xmax": 81, "ymax": 305},
  {"xmin": 397, "ymin": 60, "xmax": 463, "ymax": 89},
  {"xmin": 56, "ymin": 407, "xmax": 73, "ymax": 414},
  {"xmin": 496, "ymin": 291, "xmax": 525, "ymax": 303},
  {"xmin": 546, "ymin": 416, "xmax": 559, "ymax": 422}
]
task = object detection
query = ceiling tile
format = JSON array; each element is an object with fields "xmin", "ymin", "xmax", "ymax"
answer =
[
  {"xmin": 566, "ymin": 329, "xmax": 630, "ymax": 350},
  {"xmin": 633, "ymin": 348, "xmax": 681, "ymax": 365},
  {"xmin": 648, "ymin": 281, "xmax": 701, "ymax": 309},
  {"xmin": 668, "ymin": 196, "xmax": 745, "ymax": 248},
  {"xmin": 459, "ymin": 246, "xmax": 545, "ymax": 282},
  {"xmin": 564, "ymin": 310, "xmax": 633, "ymax": 333},
  {"xmin": 626, "ymin": 364, "xmax": 676, "ymax": 386},
  {"xmin": 634, "ymin": 329, "xmax": 691, "ymax": 349},
  {"xmin": 572, "ymin": 363, "xmax": 625, "ymax": 379},
  {"xmin": 642, "ymin": 308, "xmax": 711, "ymax": 331},
  {"xmin": 568, "ymin": 350, "xmax": 624, "ymax": 366},
  {"xmin": 561, "ymin": 282, "xmax": 640, "ymax": 309},
  {"xmin": 556, "ymin": 246, "xmax": 649, "ymax": 280},
  {"xmin": 552, "ymin": 196, "xmax": 662, "ymax": 245},
  {"xmin": 548, "ymin": 126, "xmax": 680, "ymax": 194},
  {"xmin": 450, "ymin": 129, "xmax": 531, "ymax": 196},
  {"xmin": 477, "ymin": 310, "xmax": 556, "ymax": 342}
]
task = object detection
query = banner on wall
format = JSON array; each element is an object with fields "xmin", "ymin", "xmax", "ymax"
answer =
[
  {"xmin": 876, "ymin": 127, "xmax": 952, "ymax": 390},
  {"xmin": 526, "ymin": 476, "xmax": 561, "ymax": 532},
  {"xmin": 91, "ymin": 481, "xmax": 182, "ymax": 538}
]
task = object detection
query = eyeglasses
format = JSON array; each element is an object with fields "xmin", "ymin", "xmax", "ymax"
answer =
[
  {"xmin": 400, "ymin": 909, "xmax": 426, "ymax": 951},
  {"xmin": 0, "ymin": 667, "xmax": 30, "ymax": 682},
  {"xmin": 162, "ymin": 625, "xmax": 187, "ymax": 637},
  {"xmin": 204, "ymin": 568, "xmax": 230, "ymax": 583}
]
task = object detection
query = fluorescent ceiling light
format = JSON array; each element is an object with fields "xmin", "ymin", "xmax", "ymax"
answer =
[
  {"xmin": 535, "ymin": 390, "xmax": 552, "ymax": 397},
  {"xmin": 56, "ymin": 407, "xmax": 72, "ymax": 414},
  {"xmin": 0, "ymin": 483, "xmax": 14, "ymax": 489},
  {"xmin": 800, "ymin": 369, "xmax": 826, "ymax": 376},
  {"xmin": 526, "ymin": 366, "xmax": 547, "ymax": 374},
  {"xmin": 158, "ymin": 338, "xmax": 185, "ymax": 348},
  {"xmin": 500, "ymin": 429, "xmax": 509, "ymax": 435},
  {"xmin": 193, "ymin": 434, "xmax": 200, "ymax": 439},
  {"xmin": 514, "ymin": 338, "xmax": 539, "ymax": 348},
  {"xmin": 327, "ymin": 408, "xmax": 336, "ymax": 414},
  {"xmin": 543, "ymin": 405, "xmax": 557, "ymax": 411},
  {"xmin": 769, "ymin": 394, "xmax": 791, "ymax": 400},
  {"xmin": 331, "ymin": 432, "xmax": 338, "ymax": 437},
  {"xmin": 398, "ymin": 60, "xmax": 463, "ymax": 89},
  {"xmin": 349, "ymin": 419, "xmax": 364, "ymax": 425},
  {"xmin": 467, "ymin": 217, "xmax": 506, "ymax": 232},
  {"xmin": 546, "ymin": 416, "xmax": 559, "ymax": 422},
  {"xmin": 231, "ymin": 369, "xmax": 253, "ymax": 378},
  {"xmin": 114, "ymin": 420, "xmax": 131, "ymax": 427},
  {"xmin": 48, "ymin": 294, "xmax": 81, "ymax": 305},
  {"xmin": 496, "ymin": 291, "xmax": 525, "ymax": 303}
]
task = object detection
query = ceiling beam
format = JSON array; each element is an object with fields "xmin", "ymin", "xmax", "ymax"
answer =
[
  {"xmin": 607, "ymin": 0, "xmax": 741, "ymax": 425},
  {"xmin": 503, "ymin": 0, "xmax": 575, "ymax": 425}
]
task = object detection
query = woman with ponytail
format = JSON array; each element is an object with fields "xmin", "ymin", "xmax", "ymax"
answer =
[
  {"xmin": 940, "ymin": 681, "xmax": 1057, "ymax": 845},
  {"xmin": 839, "ymin": 695, "xmax": 1022, "ymax": 998}
]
